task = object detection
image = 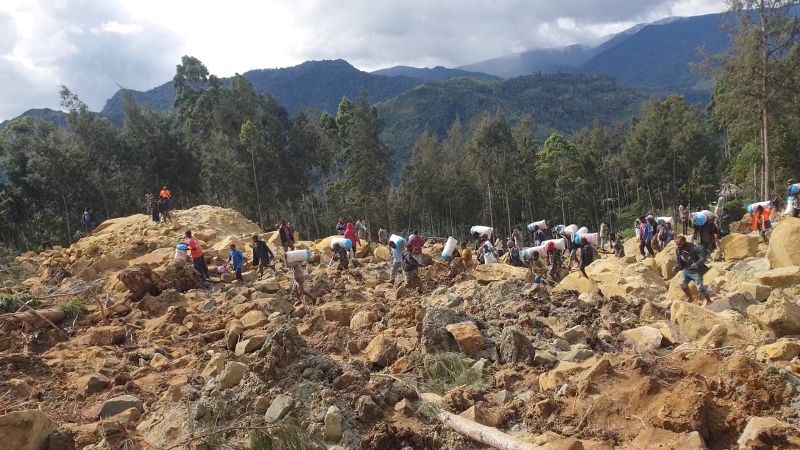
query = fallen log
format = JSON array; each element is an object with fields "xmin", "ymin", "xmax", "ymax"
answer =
[
  {"xmin": 438, "ymin": 410, "xmax": 542, "ymax": 450},
  {"xmin": 5, "ymin": 307, "xmax": 65, "ymax": 326}
]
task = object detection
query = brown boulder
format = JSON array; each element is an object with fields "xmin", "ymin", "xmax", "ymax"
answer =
[
  {"xmin": 445, "ymin": 321, "xmax": 486, "ymax": 354},
  {"xmin": 766, "ymin": 217, "xmax": 800, "ymax": 268}
]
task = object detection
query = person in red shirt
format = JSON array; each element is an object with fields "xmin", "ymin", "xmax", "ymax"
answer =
[
  {"xmin": 344, "ymin": 222, "xmax": 360, "ymax": 257},
  {"xmin": 185, "ymin": 230, "xmax": 209, "ymax": 280},
  {"xmin": 408, "ymin": 229, "xmax": 424, "ymax": 265}
]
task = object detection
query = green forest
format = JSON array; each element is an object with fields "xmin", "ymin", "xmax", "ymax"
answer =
[{"xmin": 1, "ymin": 2, "xmax": 799, "ymax": 250}]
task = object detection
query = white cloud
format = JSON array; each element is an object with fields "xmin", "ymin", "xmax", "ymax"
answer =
[{"xmin": 92, "ymin": 21, "xmax": 143, "ymax": 35}]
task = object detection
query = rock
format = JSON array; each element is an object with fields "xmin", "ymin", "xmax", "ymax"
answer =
[
  {"xmin": 83, "ymin": 373, "xmax": 110, "ymax": 395},
  {"xmin": 747, "ymin": 296, "xmax": 800, "ymax": 337},
  {"xmin": 737, "ymin": 416, "xmax": 800, "ymax": 448},
  {"xmin": 650, "ymin": 320, "xmax": 684, "ymax": 345},
  {"xmin": 0, "ymin": 409, "xmax": 56, "ymax": 450},
  {"xmin": 653, "ymin": 241, "xmax": 678, "ymax": 279},
  {"xmin": 534, "ymin": 351, "xmax": 558, "ymax": 367},
  {"xmin": 373, "ymin": 245, "xmax": 391, "ymax": 262},
  {"xmin": 720, "ymin": 233, "xmax": 760, "ymax": 261},
  {"xmin": 498, "ymin": 327, "xmax": 536, "ymax": 365},
  {"xmin": 553, "ymin": 272, "xmax": 599, "ymax": 295},
  {"xmin": 766, "ymin": 217, "xmax": 800, "ymax": 268},
  {"xmin": 120, "ymin": 407, "xmax": 141, "ymax": 425},
  {"xmin": 88, "ymin": 326, "xmax": 126, "ymax": 346},
  {"xmin": 706, "ymin": 293, "xmax": 758, "ymax": 316},
  {"xmin": 640, "ymin": 302, "xmax": 664, "ymax": 321},
  {"xmin": 6, "ymin": 379, "xmax": 33, "ymax": 398},
  {"xmin": 459, "ymin": 405, "xmax": 487, "ymax": 425},
  {"xmin": 240, "ymin": 310, "xmax": 268, "ymax": 329},
  {"xmin": 320, "ymin": 303, "xmax": 354, "ymax": 326},
  {"xmin": 553, "ymin": 338, "xmax": 572, "ymax": 351},
  {"xmin": 117, "ymin": 265, "xmax": 159, "ymax": 301},
  {"xmin": 562, "ymin": 325, "xmax": 587, "ymax": 344},
  {"xmin": 670, "ymin": 300, "xmax": 769, "ymax": 347},
  {"xmin": 539, "ymin": 438, "xmax": 585, "ymax": 450},
  {"xmin": 225, "ymin": 320, "xmax": 244, "ymax": 350},
  {"xmin": 631, "ymin": 428, "xmax": 707, "ymax": 450},
  {"xmin": 219, "ymin": 362, "xmax": 248, "ymax": 389},
  {"xmin": 99, "ymin": 395, "xmax": 144, "ymax": 418},
  {"xmin": 755, "ymin": 266, "xmax": 800, "ymax": 288},
  {"xmin": 697, "ymin": 324, "xmax": 727, "ymax": 349},
  {"xmin": 739, "ymin": 282, "xmax": 772, "ymax": 302},
  {"xmin": 263, "ymin": 297, "xmax": 293, "ymax": 314},
  {"xmin": 472, "ymin": 264, "xmax": 529, "ymax": 283},
  {"xmin": 363, "ymin": 335, "xmax": 398, "ymax": 367},
  {"xmin": 253, "ymin": 396, "xmax": 270, "ymax": 414},
  {"xmin": 265, "ymin": 394, "xmax": 294, "ymax": 422},
  {"xmin": 324, "ymin": 405, "xmax": 343, "ymax": 442},
  {"xmin": 194, "ymin": 229, "xmax": 217, "ymax": 242},
  {"xmin": 394, "ymin": 398, "xmax": 414, "ymax": 414},
  {"xmin": 202, "ymin": 353, "xmax": 225, "ymax": 379},
  {"xmin": 422, "ymin": 308, "xmax": 464, "ymax": 353},
  {"xmin": 253, "ymin": 279, "xmax": 280, "ymax": 294},
  {"xmin": 235, "ymin": 334, "xmax": 268, "ymax": 355},
  {"xmin": 356, "ymin": 395, "xmax": 379, "ymax": 422},
  {"xmin": 445, "ymin": 321, "xmax": 486, "ymax": 354},
  {"xmin": 350, "ymin": 310, "xmax": 379, "ymax": 330},
  {"xmin": 150, "ymin": 353, "xmax": 170, "ymax": 370},
  {"xmin": 560, "ymin": 348, "xmax": 595, "ymax": 362},
  {"xmin": 756, "ymin": 340, "xmax": 800, "ymax": 362},
  {"xmin": 621, "ymin": 326, "xmax": 663, "ymax": 353},
  {"xmin": 585, "ymin": 258, "xmax": 667, "ymax": 298}
]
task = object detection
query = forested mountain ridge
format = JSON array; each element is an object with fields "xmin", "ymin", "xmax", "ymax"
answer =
[{"xmin": 371, "ymin": 65, "xmax": 500, "ymax": 82}]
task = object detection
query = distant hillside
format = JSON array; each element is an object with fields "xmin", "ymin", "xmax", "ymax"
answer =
[
  {"xmin": 458, "ymin": 44, "xmax": 598, "ymax": 78},
  {"xmin": 371, "ymin": 65, "xmax": 499, "ymax": 82},
  {"xmin": 0, "ymin": 108, "xmax": 68, "ymax": 131},
  {"xmin": 100, "ymin": 60, "xmax": 423, "ymax": 123},
  {"xmin": 376, "ymin": 73, "xmax": 646, "ymax": 161}
]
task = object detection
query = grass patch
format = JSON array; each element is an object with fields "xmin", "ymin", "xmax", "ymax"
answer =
[
  {"xmin": 250, "ymin": 422, "xmax": 324, "ymax": 450},
  {"xmin": 0, "ymin": 293, "xmax": 39, "ymax": 313},
  {"xmin": 422, "ymin": 352, "xmax": 483, "ymax": 394},
  {"xmin": 62, "ymin": 299, "xmax": 87, "ymax": 320}
]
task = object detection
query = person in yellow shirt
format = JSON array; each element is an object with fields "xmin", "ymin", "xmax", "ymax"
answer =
[{"xmin": 460, "ymin": 242, "xmax": 472, "ymax": 262}]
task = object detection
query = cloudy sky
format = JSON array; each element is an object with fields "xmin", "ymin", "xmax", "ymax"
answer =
[{"xmin": 0, "ymin": 0, "xmax": 724, "ymax": 120}]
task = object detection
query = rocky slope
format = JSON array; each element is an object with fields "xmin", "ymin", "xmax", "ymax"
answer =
[{"xmin": 1, "ymin": 206, "xmax": 799, "ymax": 449}]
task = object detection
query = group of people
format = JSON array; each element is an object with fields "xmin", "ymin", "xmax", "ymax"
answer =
[{"xmin": 145, "ymin": 186, "xmax": 174, "ymax": 224}]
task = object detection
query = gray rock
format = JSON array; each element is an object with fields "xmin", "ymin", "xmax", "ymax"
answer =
[
  {"xmin": 355, "ymin": 395, "xmax": 379, "ymax": 422},
  {"xmin": 264, "ymin": 297, "xmax": 293, "ymax": 314},
  {"xmin": 553, "ymin": 338, "xmax": 572, "ymax": 351},
  {"xmin": 202, "ymin": 298, "xmax": 217, "ymax": 311},
  {"xmin": 219, "ymin": 362, "xmax": 248, "ymax": 389},
  {"xmin": 562, "ymin": 325, "xmax": 587, "ymax": 344},
  {"xmin": 235, "ymin": 334, "xmax": 268, "ymax": 355},
  {"xmin": 84, "ymin": 373, "xmax": 110, "ymax": 395},
  {"xmin": 706, "ymin": 292, "xmax": 758, "ymax": 316},
  {"xmin": 421, "ymin": 308, "xmax": 464, "ymax": 353},
  {"xmin": 498, "ymin": 327, "xmax": 536, "ymax": 365},
  {"xmin": 534, "ymin": 351, "xmax": 558, "ymax": 367},
  {"xmin": 324, "ymin": 405, "xmax": 343, "ymax": 441},
  {"xmin": 559, "ymin": 348, "xmax": 595, "ymax": 362},
  {"xmin": 265, "ymin": 394, "xmax": 294, "ymax": 422},
  {"xmin": 99, "ymin": 395, "xmax": 143, "ymax": 418}
]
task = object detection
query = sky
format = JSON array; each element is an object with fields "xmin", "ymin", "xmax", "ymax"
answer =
[{"xmin": 0, "ymin": 0, "xmax": 725, "ymax": 121}]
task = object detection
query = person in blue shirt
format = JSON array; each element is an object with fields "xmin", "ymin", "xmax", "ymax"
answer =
[
  {"xmin": 227, "ymin": 243, "xmax": 246, "ymax": 282},
  {"xmin": 389, "ymin": 239, "xmax": 405, "ymax": 285}
]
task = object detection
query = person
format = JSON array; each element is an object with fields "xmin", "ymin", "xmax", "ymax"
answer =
[
  {"xmin": 40, "ymin": 230, "xmax": 53, "ymax": 250},
  {"xmin": 408, "ymin": 229, "xmax": 424, "ymax": 264},
  {"xmin": 356, "ymin": 218, "xmax": 367, "ymax": 242},
  {"xmin": 533, "ymin": 226, "xmax": 546, "ymax": 247},
  {"xmin": 527, "ymin": 250, "xmax": 548, "ymax": 284},
  {"xmin": 506, "ymin": 236, "xmax": 515, "ymax": 253},
  {"xmin": 613, "ymin": 233, "xmax": 625, "ymax": 258},
  {"xmin": 252, "ymin": 234, "xmax": 275, "ymax": 279},
  {"xmin": 634, "ymin": 218, "xmax": 641, "ymax": 240},
  {"xmin": 389, "ymin": 240, "xmax": 404, "ymax": 284},
  {"xmin": 160, "ymin": 186, "xmax": 172, "ymax": 201},
  {"xmin": 402, "ymin": 246, "xmax": 422, "ymax": 291},
  {"xmin": 638, "ymin": 216, "xmax": 654, "ymax": 258},
  {"xmin": 658, "ymin": 221, "xmax": 674, "ymax": 248},
  {"xmin": 478, "ymin": 240, "xmax": 498, "ymax": 264},
  {"xmin": 494, "ymin": 236, "xmax": 505, "ymax": 256},
  {"xmin": 678, "ymin": 204, "xmax": 689, "ymax": 235},
  {"xmin": 509, "ymin": 246, "xmax": 523, "ymax": 267},
  {"xmin": 546, "ymin": 241, "xmax": 562, "ymax": 282},
  {"xmin": 226, "ymin": 243, "xmax": 246, "ymax": 282},
  {"xmin": 460, "ymin": 242, "xmax": 473, "ymax": 265},
  {"xmin": 82, "ymin": 209, "xmax": 93, "ymax": 235},
  {"xmin": 331, "ymin": 241, "xmax": 349, "ymax": 270},
  {"xmin": 512, "ymin": 226, "xmax": 524, "ymax": 249},
  {"xmin": 718, "ymin": 208, "xmax": 733, "ymax": 238},
  {"xmin": 578, "ymin": 237, "xmax": 594, "ymax": 278},
  {"xmin": 753, "ymin": 205, "xmax": 771, "ymax": 244},
  {"xmin": 344, "ymin": 223, "xmax": 360, "ymax": 257},
  {"xmin": 278, "ymin": 219, "xmax": 295, "ymax": 254},
  {"xmin": 599, "ymin": 221, "xmax": 610, "ymax": 251},
  {"xmin": 378, "ymin": 227, "xmax": 388, "ymax": 245},
  {"xmin": 145, "ymin": 191, "xmax": 160, "ymax": 223},
  {"xmin": 692, "ymin": 212, "xmax": 718, "ymax": 262},
  {"xmin": 335, "ymin": 218, "xmax": 347, "ymax": 236},
  {"xmin": 159, "ymin": 197, "xmax": 173, "ymax": 223},
  {"xmin": 674, "ymin": 235, "xmax": 711, "ymax": 305},
  {"xmin": 289, "ymin": 261, "xmax": 315, "ymax": 303},
  {"xmin": 185, "ymin": 230, "xmax": 209, "ymax": 280}
]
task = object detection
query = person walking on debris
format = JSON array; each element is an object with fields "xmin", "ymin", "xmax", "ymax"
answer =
[
  {"xmin": 718, "ymin": 208, "xmax": 733, "ymax": 238},
  {"xmin": 402, "ymin": 246, "xmax": 422, "ymax": 291},
  {"xmin": 753, "ymin": 205, "xmax": 771, "ymax": 244},
  {"xmin": 546, "ymin": 241, "xmax": 562, "ymax": 282},
  {"xmin": 408, "ymin": 229, "xmax": 424, "ymax": 264},
  {"xmin": 145, "ymin": 191, "xmax": 160, "ymax": 223},
  {"xmin": 599, "ymin": 221, "xmax": 610, "ymax": 251},
  {"xmin": 527, "ymin": 250, "xmax": 548, "ymax": 284},
  {"xmin": 185, "ymin": 230, "xmax": 209, "ymax": 280},
  {"xmin": 533, "ymin": 226, "xmax": 546, "ymax": 247},
  {"xmin": 331, "ymin": 241, "xmax": 349, "ymax": 270},
  {"xmin": 578, "ymin": 237, "xmax": 594, "ymax": 278},
  {"xmin": 638, "ymin": 216, "xmax": 654, "ymax": 258},
  {"xmin": 512, "ymin": 226, "xmax": 524, "ymax": 249},
  {"xmin": 279, "ymin": 219, "xmax": 295, "ymax": 254},
  {"xmin": 509, "ymin": 245, "xmax": 523, "ymax": 267},
  {"xmin": 335, "ymin": 218, "xmax": 347, "ymax": 236},
  {"xmin": 613, "ymin": 233, "xmax": 625, "ymax": 258},
  {"xmin": 460, "ymin": 242, "xmax": 473, "ymax": 267},
  {"xmin": 252, "ymin": 234, "xmax": 275, "ymax": 279},
  {"xmin": 82, "ymin": 209, "xmax": 93, "ymax": 235},
  {"xmin": 40, "ymin": 230, "xmax": 53, "ymax": 250},
  {"xmin": 226, "ymin": 243, "xmax": 246, "ymax": 282},
  {"xmin": 693, "ymin": 212, "xmax": 718, "ymax": 262},
  {"xmin": 678, "ymin": 204, "xmax": 690, "ymax": 235},
  {"xmin": 675, "ymin": 235, "xmax": 712, "ymax": 305},
  {"xmin": 344, "ymin": 222, "xmax": 359, "ymax": 257},
  {"xmin": 658, "ymin": 220, "xmax": 674, "ymax": 248},
  {"xmin": 378, "ymin": 226, "xmax": 388, "ymax": 245},
  {"xmin": 356, "ymin": 218, "xmax": 368, "ymax": 242},
  {"xmin": 289, "ymin": 261, "xmax": 315, "ymax": 303},
  {"xmin": 159, "ymin": 187, "xmax": 174, "ymax": 224},
  {"xmin": 389, "ymin": 239, "xmax": 404, "ymax": 285}
]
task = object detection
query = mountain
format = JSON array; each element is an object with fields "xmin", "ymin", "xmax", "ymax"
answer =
[
  {"xmin": 376, "ymin": 73, "xmax": 646, "ymax": 160},
  {"xmin": 458, "ymin": 44, "xmax": 598, "ymax": 78},
  {"xmin": 371, "ymin": 65, "xmax": 499, "ymax": 82},
  {"xmin": 100, "ymin": 59, "xmax": 423, "ymax": 123},
  {"xmin": 0, "ymin": 108, "xmax": 68, "ymax": 131}
]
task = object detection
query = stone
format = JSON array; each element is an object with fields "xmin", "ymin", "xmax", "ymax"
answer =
[
  {"xmin": 6, "ymin": 379, "xmax": 32, "ymax": 399},
  {"xmin": 756, "ymin": 266, "xmax": 800, "ymax": 288},
  {"xmin": 747, "ymin": 296, "xmax": 800, "ymax": 337},
  {"xmin": 263, "ymin": 297, "xmax": 293, "ymax": 314},
  {"xmin": 0, "ymin": 409, "xmax": 56, "ymax": 450},
  {"xmin": 254, "ymin": 279, "xmax": 280, "ymax": 293},
  {"xmin": 631, "ymin": 427, "xmax": 707, "ymax": 450},
  {"xmin": 621, "ymin": 326, "xmax": 663, "ymax": 353},
  {"xmin": 253, "ymin": 396, "xmax": 271, "ymax": 414},
  {"xmin": 356, "ymin": 395, "xmax": 379, "ymax": 422},
  {"xmin": 706, "ymin": 293, "xmax": 758, "ymax": 316},
  {"xmin": 88, "ymin": 326, "xmax": 126, "ymax": 346},
  {"xmin": 320, "ymin": 303, "xmax": 354, "ymax": 326},
  {"xmin": 83, "ymin": 373, "xmax": 110, "ymax": 395},
  {"xmin": 552, "ymin": 272, "xmax": 600, "ymax": 295},
  {"xmin": 394, "ymin": 398, "xmax": 414, "ymax": 414},
  {"xmin": 534, "ymin": 351, "xmax": 558, "ymax": 367},
  {"xmin": 445, "ymin": 321, "xmax": 486, "ymax": 354},
  {"xmin": 120, "ymin": 407, "xmax": 141, "ymax": 425},
  {"xmin": 422, "ymin": 307, "xmax": 464, "ymax": 353},
  {"xmin": 720, "ymin": 233, "xmax": 760, "ymax": 261},
  {"xmin": 498, "ymin": 327, "xmax": 536, "ymax": 365},
  {"xmin": 697, "ymin": 324, "xmax": 727, "ymax": 349},
  {"xmin": 739, "ymin": 282, "xmax": 772, "ymax": 302},
  {"xmin": 235, "ymin": 334, "xmax": 268, "ymax": 355},
  {"xmin": 766, "ymin": 217, "xmax": 800, "ymax": 268},
  {"xmin": 219, "ymin": 362, "xmax": 248, "ymax": 389},
  {"xmin": 150, "ymin": 353, "xmax": 170, "ymax": 370},
  {"xmin": 265, "ymin": 394, "xmax": 294, "ymax": 422},
  {"xmin": 650, "ymin": 320, "xmax": 684, "ymax": 345},
  {"xmin": 653, "ymin": 240, "xmax": 678, "ymax": 279},
  {"xmin": 737, "ymin": 416, "xmax": 800, "ymax": 448},
  {"xmin": 553, "ymin": 338, "xmax": 572, "ymax": 351},
  {"xmin": 324, "ymin": 405, "xmax": 343, "ymax": 441},
  {"xmin": 459, "ymin": 405, "xmax": 486, "ymax": 425},
  {"xmin": 755, "ymin": 340, "xmax": 800, "ymax": 362},
  {"xmin": 363, "ymin": 334, "xmax": 398, "ymax": 367},
  {"xmin": 99, "ymin": 395, "xmax": 144, "ymax": 418},
  {"xmin": 472, "ymin": 263, "xmax": 529, "ymax": 283},
  {"xmin": 350, "ymin": 310, "xmax": 379, "ymax": 330},
  {"xmin": 202, "ymin": 353, "xmax": 225, "ymax": 379},
  {"xmin": 560, "ymin": 348, "xmax": 595, "ymax": 362},
  {"xmin": 225, "ymin": 320, "xmax": 244, "ymax": 350},
  {"xmin": 240, "ymin": 310, "xmax": 268, "ymax": 329},
  {"xmin": 373, "ymin": 245, "xmax": 391, "ymax": 262},
  {"xmin": 202, "ymin": 298, "xmax": 217, "ymax": 311},
  {"xmin": 670, "ymin": 300, "xmax": 769, "ymax": 347},
  {"xmin": 539, "ymin": 438, "xmax": 584, "ymax": 450},
  {"xmin": 562, "ymin": 325, "xmax": 587, "ymax": 344}
]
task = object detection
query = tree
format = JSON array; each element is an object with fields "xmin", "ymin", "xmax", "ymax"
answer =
[{"xmin": 240, "ymin": 120, "xmax": 265, "ymax": 230}]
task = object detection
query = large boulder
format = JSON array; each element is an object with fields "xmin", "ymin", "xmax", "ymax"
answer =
[
  {"xmin": 585, "ymin": 258, "xmax": 666, "ymax": 299},
  {"xmin": 621, "ymin": 326, "xmax": 663, "ymax": 353},
  {"xmin": 99, "ymin": 395, "xmax": 144, "ymax": 418},
  {"xmin": 0, "ymin": 410, "xmax": 56, "ymax": 450},
  {"xmin": 373, "ymin": 245, "xmax": 391, "ymax": 262},
  {"xmin": 719, "ymin": 233, "xmax": 760, "ymax": 261},
  {"xmin": 756, "ymin": 266, "xmax": 800, "ymax": 288},
  {"xmin": 422, "ymin": 308, "xmax": 464, "ymax": 353},
  {"xmin": 670, "ymin": 300, "xmax": 770, "ymax": 347},
  {"xmin": 553, "ymin": 272, "xmax": 599, "ymax": 295},
  {"xmin": 445, "ymin": 321, "xmax": 486, "ymax": 354},
  {"xmin": 746, "ymin": 296, "xmax": 800, "ymax": 337},
  {"xmin": 653, "ymin": 241, "xmax": 678, "ymax": 280},
  {"xmin": 766, "ymin": 217, "xmax": 800, "ymax": 268},
  {"xmin": 472, "ymin": 264, "xmax": 528, "ymax": 283},
  {"xmin": 363, "ymin": 334, "xmax": 398, "ymax": 367},
  {"xmin": 498, "ymin": 327, "xmax": 536, "ymax": 365},
  {"xmin": 737, "ymin": 416, "xmax": 800, "ymax": 448},
  {"xmin": 631, "ymin": 428, "xmax": 707, "ymax": 450},
  {"xmin": 755, "ymin": 340, "xmax": 800, "ymax": 362}
]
